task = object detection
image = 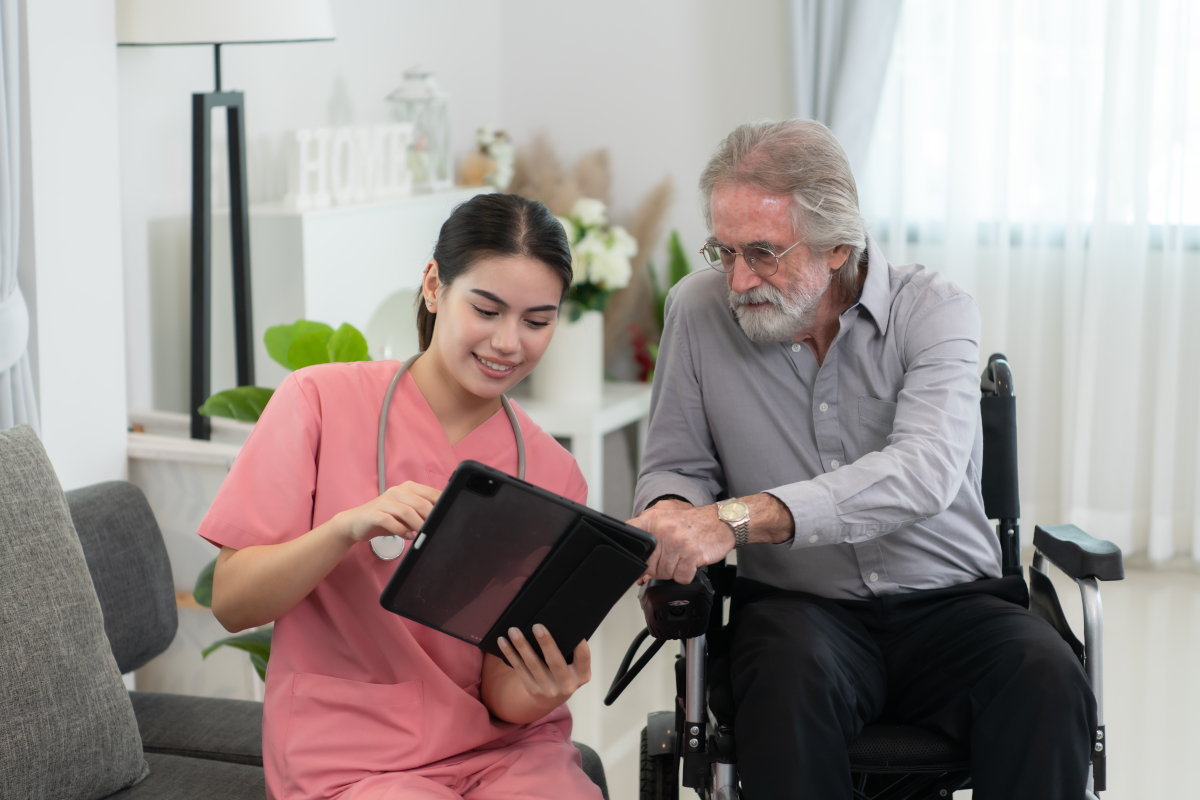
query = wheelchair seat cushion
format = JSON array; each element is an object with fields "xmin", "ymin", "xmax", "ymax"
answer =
[
  {"xmin": 848, "ymin": 723, "xmax": 969, "ymax": 774},
  {"xmin": 1033, "ymin": 524, "xmax": 1124, "ymax": 581}
]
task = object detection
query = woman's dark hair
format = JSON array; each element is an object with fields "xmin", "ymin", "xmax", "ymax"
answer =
[{"xmin": 417, "ymin": 194, "xmax": 573, "ymax": 351}]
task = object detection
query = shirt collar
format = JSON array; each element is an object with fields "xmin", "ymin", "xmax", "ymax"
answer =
[{"xmin": 850, "ymin": 234, "xmax": 891, "ymax": 336}]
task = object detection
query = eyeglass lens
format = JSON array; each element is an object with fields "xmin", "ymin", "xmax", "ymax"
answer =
[{"xmin": 701, "ymin": 244, "xmax": 779, "ymax": 276}]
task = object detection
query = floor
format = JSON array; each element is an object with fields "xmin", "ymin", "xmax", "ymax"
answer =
[{"xmin": 592, "ymin": 560, "xmax": 1200, "ymax": 800}]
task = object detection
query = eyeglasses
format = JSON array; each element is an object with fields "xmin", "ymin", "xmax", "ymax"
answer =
[{"xmin": 699, "ymin": 238, "xmax": 804, "ymax": 278}]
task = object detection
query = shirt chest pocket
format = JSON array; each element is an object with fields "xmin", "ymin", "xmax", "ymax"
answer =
[
  {"xmin": 857, "ymin": 396, "xmax": 898, "ymax": 455},
  {"xmin": 285, "ymin": 673, "xmax": 425, "ymax": 789}
]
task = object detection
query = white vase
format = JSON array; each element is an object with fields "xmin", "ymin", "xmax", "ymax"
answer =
[{"xmin": 530, "ymin": 309, "xmax": 604, "ymax": 404}]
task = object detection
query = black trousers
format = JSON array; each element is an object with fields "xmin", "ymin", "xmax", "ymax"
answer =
[{"xmin": 729, "ymin": 575, "xmax": 1096, "ymax": 800}]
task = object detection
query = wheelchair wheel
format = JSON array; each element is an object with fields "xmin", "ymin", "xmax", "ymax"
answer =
[{"xmin": 640, "ymin": 726, "xmax": 679, "ymax": 800}]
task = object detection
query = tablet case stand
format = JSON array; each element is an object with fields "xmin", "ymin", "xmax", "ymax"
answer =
[{"xmin": 480, "ymin": 516, "xmax": 647, "ymax": 666}]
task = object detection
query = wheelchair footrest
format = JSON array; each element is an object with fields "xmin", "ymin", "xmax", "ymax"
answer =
[{"xmin": 848, "ymin": 723, "xmax": 969, "ymax": 774}]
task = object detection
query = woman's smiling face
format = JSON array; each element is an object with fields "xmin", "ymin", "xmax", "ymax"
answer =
[{"xmin": 423, "ymin": 254, "xmax": 563, "ymax": 400}]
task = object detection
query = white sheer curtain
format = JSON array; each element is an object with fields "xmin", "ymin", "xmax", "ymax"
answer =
[
  {"xmin": 0, "ymin": 0, "xmax": 38, "ymax": 435},
  {"xmin": 860, "ymin": 0, "xmax": 1200, "ymax": 563},
  {"xmin": 791, "ymin": 0, "xmax": 903, "ymax": 176}
]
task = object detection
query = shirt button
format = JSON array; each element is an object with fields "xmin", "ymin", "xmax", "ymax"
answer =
[
  {"xmin": 830, "ymin": 459, "xmax": 840, "ymax": 469},
  {"xmin": 870, "ymin": 572, "xmax": 879, "ymax": 582},
  {"xmin": 808, "ymin": 535, "xmax": 818, "ymax": 543},
  {"xmin": 819, "ymin": 402, "xmax": 829, "ymax": 412},
  {"xmin": 791, "ymin": 343, "xmax": 802, "ymax": 352}
]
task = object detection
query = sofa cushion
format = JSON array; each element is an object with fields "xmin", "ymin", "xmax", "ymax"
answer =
[
  {"xmin": 67, "ymin": 482, "xmax": 177, "ymax": 673},
  {"xmin": 130, "ymin": 691, "xmax": 263, "ymax": 767},
  {"xmin": 102, "ymin": 753, "xmax": 265, "ymax": 800},
  {"xmin": 0, "ymin": 425, "xmax": 149, "ymax": 799}
]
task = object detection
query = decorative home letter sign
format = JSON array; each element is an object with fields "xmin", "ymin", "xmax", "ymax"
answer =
[{"xmin": 284, "ymin": 123, "xmax": 414, "ymax": 211}]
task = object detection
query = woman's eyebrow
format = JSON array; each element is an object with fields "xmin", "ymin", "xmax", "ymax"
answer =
[{"xmin": 470, "ymin": 288, "xmax": 558, "ymax": 314}]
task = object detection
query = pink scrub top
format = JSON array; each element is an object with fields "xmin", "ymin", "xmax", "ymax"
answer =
[{"xmin": 197, "ymin": 361, "xmax": 589, "ymax": 800}]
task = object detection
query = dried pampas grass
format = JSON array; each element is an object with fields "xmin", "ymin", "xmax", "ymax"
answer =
[{"xmin": 509, "ymin": 134, "xmax": 674, "ymax": 378}]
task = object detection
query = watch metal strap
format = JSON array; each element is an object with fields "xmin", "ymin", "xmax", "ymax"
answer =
[{"xmin": 734, "ymin": 519, "xmax": 750, "ymax": 548}]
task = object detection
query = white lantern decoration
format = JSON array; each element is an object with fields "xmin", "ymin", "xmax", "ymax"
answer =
[{"xmin": 386, "ymin": 66, "xmax": 452, "ymax": 192}]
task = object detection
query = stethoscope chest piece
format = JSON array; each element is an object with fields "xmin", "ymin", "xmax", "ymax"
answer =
[
  {"xmin": 372, "ymin": 354, "xmax": 526, "ymax": 562},
  {"xmin": 371, "ymin": 535, "xmax": 406, "ymax": 561}
]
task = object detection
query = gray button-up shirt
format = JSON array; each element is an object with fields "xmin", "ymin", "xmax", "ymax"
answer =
[{"xmin": 633, "ymin": 236, "xmax": 1001, "ymax": 599}]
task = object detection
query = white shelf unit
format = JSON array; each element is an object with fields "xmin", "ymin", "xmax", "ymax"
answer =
[{"xmin": 197, "ymin": 188, "xmax": 490, "ymax": 401}]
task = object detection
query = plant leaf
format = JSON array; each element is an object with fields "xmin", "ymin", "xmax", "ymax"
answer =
[
  {"xmin": 288, "ymin": 331, "xmax": 334, "ymax": 369},
  {"xmin": 202, "ymin": 628, "xmax": 273, "ymax": 669},
  {"xmin": 193, "ymin": 557, "xmax": 216, "ymax": 608},
  {"xmin": 327, "ymin": 323, "xmax": 370, "ymax": 363},
  {"xmin": 265, "ymin": 320, "xmax": 334, "ymax": 370},
  {"xmin": 198, "ymin": 386, "xmax": 275, "ymax": 422},
  {"xmin": 667, "ymin": 229, "xmax": 692, "ymax": 286},
  {"xmin": 248, "ymin": 652, "xmax": 269, "ymax": 682}
]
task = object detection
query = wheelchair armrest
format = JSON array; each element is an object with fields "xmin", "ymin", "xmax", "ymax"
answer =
[{"xmin": 1033, "ymin": 524, "xmax": 1124, "ymax": 582}]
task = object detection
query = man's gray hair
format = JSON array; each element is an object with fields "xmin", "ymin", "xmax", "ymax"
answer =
[{"xmin": 699, "ymin": 119, "xmax": 867, "ymax": 296}]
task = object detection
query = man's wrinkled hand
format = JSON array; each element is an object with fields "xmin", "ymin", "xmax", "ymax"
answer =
[{"xmin": 627, "ymin": 503, "xmax": 735, "ymax": 585}]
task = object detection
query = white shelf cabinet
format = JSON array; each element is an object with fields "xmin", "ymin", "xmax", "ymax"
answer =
[{"xmin": 202, "ymin": 188, "xmax": 489, "ymax": 398}]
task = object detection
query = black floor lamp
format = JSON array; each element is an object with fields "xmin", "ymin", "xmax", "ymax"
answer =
[{"xmin": 117, "ymin": 0, "xmax": 335, "ymax": 439}]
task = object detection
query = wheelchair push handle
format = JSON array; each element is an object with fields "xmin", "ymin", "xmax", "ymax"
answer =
[{"xmin": 981, "ymin": 353, "xmax": 1014, "ymax": 397}]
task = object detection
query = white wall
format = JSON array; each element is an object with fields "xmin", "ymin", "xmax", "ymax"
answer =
[
  {"xmin": 118, "ymin": 0, "xmax": 794, "ymax": 414},
  {"xmin": 119, "ymin": 0, "xmax": 504, "ymax": 412},
  {"xmin": 20, "ymin": 0, "xmax": 127, "ymax": 490},
  {"xmin": 500, "ymin": 0, "xmax": 793, "ymax": 277}
]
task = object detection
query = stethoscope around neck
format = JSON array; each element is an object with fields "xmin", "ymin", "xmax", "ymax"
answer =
[{"xmin": 370, "ymin": 353, "xmax": 527, "ymax": 560}]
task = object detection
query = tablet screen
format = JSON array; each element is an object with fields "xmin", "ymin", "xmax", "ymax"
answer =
[{"xmin": 388, "ymin": 480, "xmax": 578, "ymax": 643}]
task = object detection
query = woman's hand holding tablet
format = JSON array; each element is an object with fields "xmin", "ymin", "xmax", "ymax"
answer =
[{"xmin": 483, "ymin": 624, "xmax": 593, "ymax": 724}]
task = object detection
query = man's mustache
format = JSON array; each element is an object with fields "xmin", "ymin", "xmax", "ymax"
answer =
[{"xmin": 731, "ymin": 286, "xmax": 784, "ymax": 309}]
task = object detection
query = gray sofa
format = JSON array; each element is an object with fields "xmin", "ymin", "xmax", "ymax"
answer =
[{"xmin": 0, "ymin": 425, "xmax": 607, "ymax": 799}]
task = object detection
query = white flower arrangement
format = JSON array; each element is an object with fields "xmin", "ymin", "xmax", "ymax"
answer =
[{"xmin": 556, "ymin": 198, "xmax": 637, "ymax": 320}]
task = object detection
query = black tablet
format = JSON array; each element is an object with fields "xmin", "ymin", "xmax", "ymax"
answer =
[{"xmin": 379, "ymin": 460, "xmax": 656, "ymax": 662}]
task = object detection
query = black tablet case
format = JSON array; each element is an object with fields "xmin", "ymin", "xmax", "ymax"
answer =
[{"xmin": 379, "ymin": 461, "xmax": 652, "ymax": 665}]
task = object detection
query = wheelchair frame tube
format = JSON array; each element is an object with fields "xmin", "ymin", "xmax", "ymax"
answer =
[
  {"xmin": 1078, "ymin": 576, "xmax": 1106, "ymax": 791},
  {"xmin": 1076, "ymin": 578, "xmax": 1104, "ymax": 727},
  {"xmin": 1033, "ymin": 549, "xmax": 1107, "ymax": 793},
  {"xmin": 681, "ymin": 634, "xmax": 708, "ymax": 789},
  {"xmin": 711, "ymin": 761, "xmax": 737, "ymax": 800},
  {"xmin": 685, "ymin": 634, "xmax": 707, "ymax": 730}
]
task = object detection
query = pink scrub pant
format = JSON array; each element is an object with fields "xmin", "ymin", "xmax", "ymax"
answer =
[{"xmin": 334, "ymin": 737, "xmax": 605, "ymax": 800}]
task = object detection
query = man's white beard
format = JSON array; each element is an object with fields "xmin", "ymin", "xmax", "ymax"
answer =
[{"xmin": 730, "ymin": 269, "xmax": 830, "ymax": 343}]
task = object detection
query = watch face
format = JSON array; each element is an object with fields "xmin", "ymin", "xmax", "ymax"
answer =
[{"xmin": 718, "ymin": 499, "xmax": 748, "ymax": 522}]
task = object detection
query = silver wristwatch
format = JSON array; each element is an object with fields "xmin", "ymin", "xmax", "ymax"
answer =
[{"xmin": 717, "ymin": 498, "xmax": 751, "ymax": 548}]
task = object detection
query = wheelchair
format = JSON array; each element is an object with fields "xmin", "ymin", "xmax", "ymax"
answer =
[{"xmin": 606, "ymin": 355, "xmax": 1125, "ymax": 800}]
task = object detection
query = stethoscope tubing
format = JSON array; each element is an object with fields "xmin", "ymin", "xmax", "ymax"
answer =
[{"xmin": 371, "ymin": 353, "xmax": 526, "ymax": 560}]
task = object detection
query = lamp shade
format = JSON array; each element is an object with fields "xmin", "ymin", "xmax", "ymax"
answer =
[{"xmin": 117, "ymin": 0, "xmax": 335, "ymax": 45}]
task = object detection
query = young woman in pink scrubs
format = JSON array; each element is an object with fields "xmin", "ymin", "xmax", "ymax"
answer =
[{"xmin": 198, "ymin": 194, "xmax": 606, "ymax": 800}]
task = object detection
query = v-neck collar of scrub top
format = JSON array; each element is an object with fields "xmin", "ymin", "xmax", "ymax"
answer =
[{"xmin": 393, "ymin": 370, "xmax": 519, "ymax": 486}]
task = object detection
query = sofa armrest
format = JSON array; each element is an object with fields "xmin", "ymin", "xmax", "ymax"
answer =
[{"xmin": 130, "ymin": 691, "xmax": 262, "ymax": 767}]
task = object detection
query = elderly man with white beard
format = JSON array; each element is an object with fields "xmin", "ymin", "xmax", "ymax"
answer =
[{"xmin": 627, "ymin": 120, "xmax": 1096, "ymax": 800}]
